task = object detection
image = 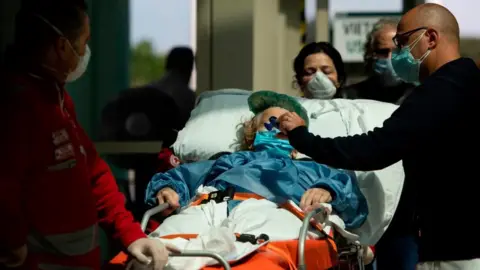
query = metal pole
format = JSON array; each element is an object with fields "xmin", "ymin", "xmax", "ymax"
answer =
[
  {"xmin": 300, "ymin": 0, "xmax": 306, "ymax": 45},
  {"xmin": 315, "ymin": 0, "xmax": 329, "ymax": 42},
  {"xmin": 189, "ymin": 0, "xmax": 197, "ymax": 91}
]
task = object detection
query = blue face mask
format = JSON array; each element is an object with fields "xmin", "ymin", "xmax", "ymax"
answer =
[
  {"xmin": 253, "ymin": 130, "xmax": 294, "ymax": 157},
  {"xmin": 391, "ymin": 30, "xmax": 431, "ymax": 85},
  {"xmin": 373, "ymin": 58, "xmax": 402, "ymax": 86}
]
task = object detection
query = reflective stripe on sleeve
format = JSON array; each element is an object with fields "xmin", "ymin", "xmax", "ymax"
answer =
[
  {"xmin": 28, "ymin": 224, "xmax": 99, "ymax": 256},
  {"xmin": 39, "ymin": 264, "xmax": 94, "ymax": 270}
]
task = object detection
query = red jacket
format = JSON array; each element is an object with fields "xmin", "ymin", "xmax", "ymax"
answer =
[{"xmin": 0, "ymin": 72, "xmax": 145, "ymax": 269}]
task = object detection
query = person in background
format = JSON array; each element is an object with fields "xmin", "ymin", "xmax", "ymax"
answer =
[
  {"xmin": 293, "ymin": 42, "xmax": 347, "ymax": 100},
  {"xmin": 342, "ymin": 18, "xmax": 415, "ymax": 104},
  {"xmin": 278, "ymin": 3, "xmax": 480, "ymax": 269},
  {"xmin": 0, "ymin": 1, "xmax": 172, "ymax": 269}
]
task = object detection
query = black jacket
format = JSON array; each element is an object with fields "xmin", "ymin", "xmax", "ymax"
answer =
[
  {"xmin": 288, "ymin": 58, "xmax": 480, "ymax": 262},
  {"xmin": 339, "ymin": 76, "xmax": 414, "ymax": 105}
]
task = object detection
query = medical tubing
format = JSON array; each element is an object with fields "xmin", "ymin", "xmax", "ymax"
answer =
[
  {"xmin": 140, "ymin": 203, "xmax": 232, "ymax": 270},
  {"xmin": 357, "ymin": 245, "xmax": 365, "ymax": 270}
]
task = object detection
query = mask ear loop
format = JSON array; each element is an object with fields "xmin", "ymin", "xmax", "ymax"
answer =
[
  {"xmin": 407, "ymin": 30, "xmax": 431, "ymax": 64},
  {"xmin": 32, "ymin": 14, "xmax": 74, "ymax": 111},
  {"xmin": 406, "ymin": 30, "xmax": 427, "ymax": 51},
  {"xmin": 34, "ymin": 14, "xmax": 81, "ymax": 58},
  {"xmin": 418, "ymin": 49, "xmax": 431, "ymax": 63}
]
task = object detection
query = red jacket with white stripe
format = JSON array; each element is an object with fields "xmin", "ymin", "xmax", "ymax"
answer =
[{"xmin": 0, "ymin": 72, "xmax": 146, "ymax": 269}]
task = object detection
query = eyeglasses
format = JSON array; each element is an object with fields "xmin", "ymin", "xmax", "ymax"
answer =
[
  {"xmin": 373, "ymin": 48, "xmax": 394, "ymax": 59},
  {"xmin": 392, "ymin": 27, "xmax": 428, "ymax": 48}
]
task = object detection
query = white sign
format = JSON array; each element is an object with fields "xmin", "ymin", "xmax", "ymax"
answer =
[{"xmin": 333, "ymin": 14, "xmax": 400, "ymax": 63}]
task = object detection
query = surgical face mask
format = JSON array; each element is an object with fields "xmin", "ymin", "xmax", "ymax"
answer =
[
  {"xmin": 66, "ymin": 44, "xmax": 91, "ymax": 82},
  {"xmin": 373, "ymin": 58, "xmax": 402, "ymax": 86},
  {"xmin": 391, "ymin": 30, "xmax": 431, "ymax": 84},
  {"xmin": 253, "ymin": 130, "xmax": 294, "ymax": 157},
  {"xmin": 35, "ymin": 14, "xmax": 91, "ymax": 82},
  {"xmin": 306, "ymin": 71, "xmax": 337, "ymax": 100}
]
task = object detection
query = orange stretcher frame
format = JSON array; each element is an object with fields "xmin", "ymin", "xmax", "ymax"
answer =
[{"xmin": 105, "ymin": 193, "xmax": 362, "ymax": 270}]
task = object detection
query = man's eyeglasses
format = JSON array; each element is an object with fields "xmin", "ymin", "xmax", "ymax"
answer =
[
  {"xmin": 373, "ymin": 48, "xmax": 394, "ymax": 59},
  {"xmin": 392, "ymin": 27, "xmax": 427, "ymax": 48}
]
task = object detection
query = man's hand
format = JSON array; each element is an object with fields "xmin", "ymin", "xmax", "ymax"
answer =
[
  {"xmin": 128, "ymin": 238, "xmax": 179, "ymax": 270},
  {"xmin": 156, "ymin": 187, "xmax": 180, "ymax": 216},
  {"xmin": 277, "ymin": 112, "xmax": 306, "ymax": 133},
  {"xmin": 300, "ymin": 188, "xmax": 332, "ymax": 212},
  {"xmin": 0, "ymin": 244, "xmax": 27, "ymax": 268}
]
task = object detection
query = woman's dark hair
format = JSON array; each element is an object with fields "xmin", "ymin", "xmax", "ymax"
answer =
[
  {"xmin": 12, "ymin": 0, "xmax": 88, "ymax": 58},
  {"xmin": 293, "ymin": 42, "xmax": 347, "ymax": 88}
]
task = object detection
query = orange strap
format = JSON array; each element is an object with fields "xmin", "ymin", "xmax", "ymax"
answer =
[{"xmin": 190, "ymin": 192, "xmax": 265, "ymax": 206}]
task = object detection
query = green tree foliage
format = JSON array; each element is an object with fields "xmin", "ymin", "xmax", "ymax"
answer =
[{"xmin": 130, "ymin": 40, "xmax": 166, "ymax": 87}]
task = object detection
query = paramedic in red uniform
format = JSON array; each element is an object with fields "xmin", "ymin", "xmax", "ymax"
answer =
[{"xmin": 0, "ymin": 1, "xmax": 173, "ymax": 269}]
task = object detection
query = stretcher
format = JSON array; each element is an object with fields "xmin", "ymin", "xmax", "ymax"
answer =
[{"xmin": 106, "ymin": 191, "xmax": 366, "ymax": 270}]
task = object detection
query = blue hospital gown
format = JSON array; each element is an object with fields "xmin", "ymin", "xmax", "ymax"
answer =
[{"xmin": 145, "ymin": 150, "xmax": 368, "ymax": 229}]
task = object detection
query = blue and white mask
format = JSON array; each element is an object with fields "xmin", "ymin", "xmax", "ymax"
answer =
[
  {"xmin": 373, "ymin": 58, "xmax": 402, "ymax": 86},
  {"xmin": 253, "ymin": 130, "xmax": 294, "ymax": 157}
]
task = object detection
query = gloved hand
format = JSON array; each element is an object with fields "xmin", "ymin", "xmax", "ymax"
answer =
[
  {"xmin": 128, "ymin": 238, "xmax": 178, "ymax": 270},
  {"xmin": 0, "ymin": 244, "xmax": 27, "ymax": 268}
]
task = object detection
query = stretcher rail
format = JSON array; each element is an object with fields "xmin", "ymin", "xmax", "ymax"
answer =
[
  {"xmin": 140, "ymin": 203, "xmax": 231, "ymax": 270},
  {"xmin": 298, "ymin": 208, "xmax": 324, "ymax": 270},
  {"xmin": 298, "ymin": 208, "xmax": 365, "ymax": 270}
]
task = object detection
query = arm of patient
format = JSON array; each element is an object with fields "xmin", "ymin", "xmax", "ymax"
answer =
[
  {"xmin": 298, "ymin": 162, "xmax": 368, "ymax": 229},
  {"xmin": 144, "ymin": 160, "xmax": 215, "ymax": 208}
]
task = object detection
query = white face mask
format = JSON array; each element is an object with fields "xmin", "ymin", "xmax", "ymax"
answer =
[
  {"xmin": 66, "ymin": 44, "xmax": 91, "ymax": 83},
  {"xmin": 305, "ymin": 71, "xmax": 337, "ymax": 99}
]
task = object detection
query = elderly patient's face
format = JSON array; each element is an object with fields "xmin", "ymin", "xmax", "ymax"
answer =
[{"xmin": 256, "ymin": 107, "xmax": 289, "ymax": 131}]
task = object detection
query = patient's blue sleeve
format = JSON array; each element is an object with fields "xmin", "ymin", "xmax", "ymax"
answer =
[
  {"xmin": 144, "ymin": 160, "xmax": 215, "ymax": 207},
  {"xmin": 296, "ymin": 162, "xmax": 367, "ymax": 228}
]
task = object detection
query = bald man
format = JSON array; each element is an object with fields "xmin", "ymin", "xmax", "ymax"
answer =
[
  {"xmin": 341, "ymin": 18, "xmax": 415, "ymax": 105},
  {"xmin": 278, "ymin": 4, "xmax": 480, "ymax": 269}
]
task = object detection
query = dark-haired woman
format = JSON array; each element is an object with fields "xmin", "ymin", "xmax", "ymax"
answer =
[{"xmin": 293, "ymin": 41, "xmax": 347, "ymax": 100}]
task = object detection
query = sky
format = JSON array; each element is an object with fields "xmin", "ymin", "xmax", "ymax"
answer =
[{"xmin": 130, "ymin": 0, "xmax": 479, "ymax": 53}]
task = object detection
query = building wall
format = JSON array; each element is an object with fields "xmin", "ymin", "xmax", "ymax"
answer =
[{"xmin": 196, "ymin": 0, "xmax": 303, "ymax": 96}]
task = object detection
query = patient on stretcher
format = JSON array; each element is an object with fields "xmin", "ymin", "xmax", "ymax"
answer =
[{"xmin": 138, "ymin": 91, "xmax": 369, "ymax": 269}]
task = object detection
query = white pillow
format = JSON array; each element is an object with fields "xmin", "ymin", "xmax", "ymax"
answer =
[
  {"xmin": 174, "ymin": 89, "xmax": 253, "ymax": 162},
  {"xmin": 173, "ymin": 89, "xmax": 404, "ymax": 245},
  {"xmin": 174, "ymin": 91, "xmax": 399, "ymax": 161}
]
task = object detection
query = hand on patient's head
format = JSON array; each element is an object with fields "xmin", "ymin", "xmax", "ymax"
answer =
[
  {"xmin": 156, "ymin": 187, "xmax": 180, "ymax": 216},
  {"xmin": 241, "ymin": 107, "xmax": 289, "ymax": 150},
  {"xmin": 278, "ymin": 112, "xmax": 306, "ymax": 133},
  {"xmin": 300, "ymin": 188, "xmax": 332, "ymax": 212}
]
